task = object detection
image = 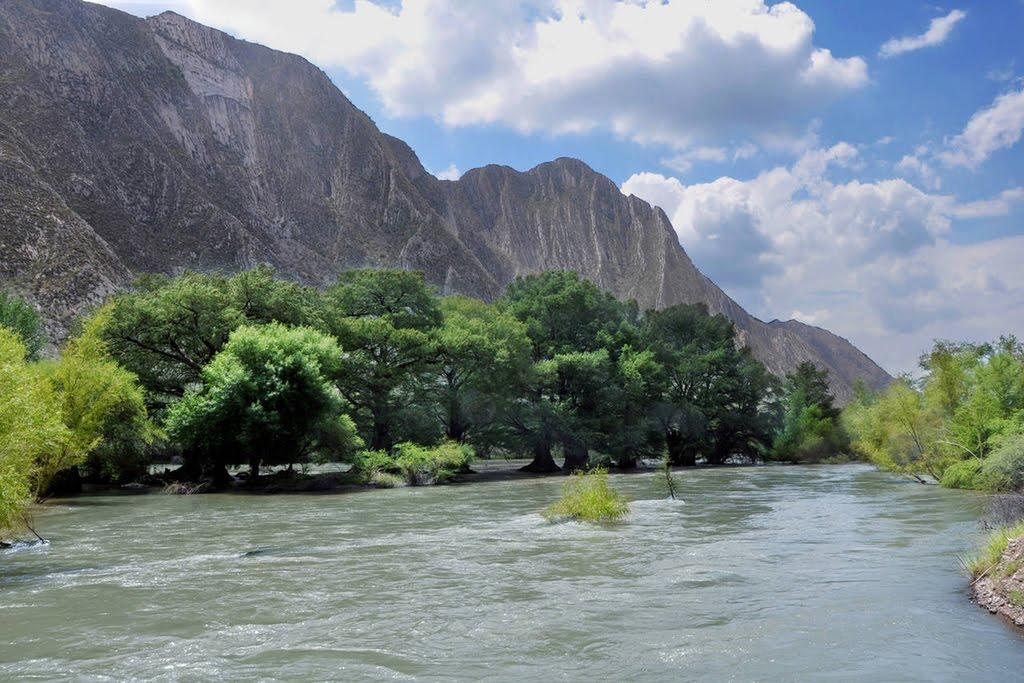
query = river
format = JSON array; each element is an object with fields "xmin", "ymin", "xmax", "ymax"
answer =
[{"xmin": 2, "ymin": 464, "xmax": 1022, "ymax": 680}]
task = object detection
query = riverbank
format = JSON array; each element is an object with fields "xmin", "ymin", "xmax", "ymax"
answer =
[{"xmin": 972, "ymin": 530, "xmax": 1024, "ymax": 630}]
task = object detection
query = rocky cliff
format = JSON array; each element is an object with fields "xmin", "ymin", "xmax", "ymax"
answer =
[{"xmin": 0, "ymin": 0, "xmax": 891, "ymax": 400}]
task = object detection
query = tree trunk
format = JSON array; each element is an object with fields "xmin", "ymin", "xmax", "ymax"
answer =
[
  {"xmin": 520, "ymin": 441, "xmax": 560, "ymax": 473},
  {"xmin": 667, "ymin": 432, "xmax": 696, "ymax": 467},
  {"xmin": 445, "ymin": 395, "xmax": 468, "ymax": 442},
  {"xmin": 562, "ymin": 439, "xmax": 589, "ymax": 472},
  {"xmin": 249, "ymin": 456, "xmax": 260, "ymax": 482}
]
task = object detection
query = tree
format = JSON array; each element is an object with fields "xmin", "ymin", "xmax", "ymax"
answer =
[
  {"xmin": 0, "ymin": 329, "xmax": 69, "ymax": 539},
  {"xmin": 95, "ymin": 267, "xmax": 318, "ymax": 402},
  {"xmin": 38, "ymin": 312, "xmax": 155, "ymax": 485},
  {"xmin": 434, "ymin": 296, "xmax": 532, "ymax": 446},
  {"xmin": 644, "ymin": 304, "xmax": 773, "ymax": 466},
  {"xmin": 501, "ymin": 271, "xmax": 635, "ymax": 359},
  {"xmin": 946, "ymin": 349, "xmax": 1024, "ymax": 459},
  {"xmin": 0, "ymin": 291, "xmax": 44, "ymax": 360},
  {"xmin": 501, "ymin": 272, "xmax": 639, "ymax": 471},
  {"xmin": 772, "ymin": 362, "xmax": 848, "ymax": 463},
  {"xmin": 165, "ymin": 324, "xmax": 351, "ymax": 482},
  {"xmin": 847, "ymin": 379, "xmax": 946, "ymax": 481},
  {"xmin": 321, "ymin": 269, "xmax": 442, "ymax": 451}
]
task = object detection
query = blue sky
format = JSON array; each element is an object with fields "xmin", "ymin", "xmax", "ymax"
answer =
[{"xmin": 98, "ymin": 0, "xmax": 1024, "ymax": 374}]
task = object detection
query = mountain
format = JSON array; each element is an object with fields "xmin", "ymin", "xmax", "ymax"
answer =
[{"xmin": 0, "ymin": 0, "xmax": 891, "ymax": 401}]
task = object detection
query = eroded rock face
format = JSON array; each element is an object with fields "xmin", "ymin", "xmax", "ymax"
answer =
[{"xmin": 0, "ymin": 0, "xmax": 891, "ymax": 400}]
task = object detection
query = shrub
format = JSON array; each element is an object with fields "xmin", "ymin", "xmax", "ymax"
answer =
[
  {"xmin": 543, "ymin": 467, "xmax": 629, "ymax": 523},
  {"xmin": 393, "ymin": 441, "xmax": 473, "ymax": 485},
  {"xmin": 351, "ymin": 449, "xmax": 394, "ymax": 477},
  {"xmin": 351, "ymin": 441, "xmax": 474, "ymax": 486},
  {"xmin": 940, "ymin": 459, "xmax": 984, "ymax": 490},
  {"xmin": 979, "ymin": 435, "xmax": 1024, "ymax": 492}
]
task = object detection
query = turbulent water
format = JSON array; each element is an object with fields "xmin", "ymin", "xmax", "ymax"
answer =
[{"xmin": 2, "ymin": 464, "xmax": 1022, "ymax": 680}]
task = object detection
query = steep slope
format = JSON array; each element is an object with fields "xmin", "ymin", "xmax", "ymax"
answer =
[{"xmin": 0, "ymin": 0, "xmax": 890, "ymax": 400}]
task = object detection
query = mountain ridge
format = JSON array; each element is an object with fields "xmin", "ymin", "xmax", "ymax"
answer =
[{"xmin": 0, "ymin": 0, "xmax": 891, "ymax": 401}]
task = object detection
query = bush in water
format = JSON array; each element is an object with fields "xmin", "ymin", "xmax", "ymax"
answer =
[{"xmin": 543, "ymin": 467, "xmax": 629, "ymax": 523}]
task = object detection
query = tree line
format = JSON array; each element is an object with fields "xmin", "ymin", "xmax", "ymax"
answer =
[
  {"xmin": 2, "ymin": 268, "xmax": 856, "ymax": 540},
  {"xmin": 843, "ymin": 336, "xmax": 1024, "ymax": 491}
]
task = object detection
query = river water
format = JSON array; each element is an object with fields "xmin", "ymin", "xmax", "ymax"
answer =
[{"xmin": 2, "ymin": 464, "xmax": 1022, "ymax": 680}]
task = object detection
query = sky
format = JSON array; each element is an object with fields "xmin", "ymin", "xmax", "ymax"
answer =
[{"xmin": 94, "ymin": 0, "xmax": 1024, "ymax": 376}]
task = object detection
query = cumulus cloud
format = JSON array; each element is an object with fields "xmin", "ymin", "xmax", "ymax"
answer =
[
  {"xmin": 431, "ymin": 163, "xmax": 462, "ymax": 181},
  {"xmin": 939, "ymin": 87, "xmax": 1024, "ymax": 169},
  {"xmin": 622, "ymin": 147, "xmax": 1024, "ymax": 372},
  {"xmin": 108, "ymin": 0, "xmax": 867, "ymax": 148},
  {"xmin": 879, "ymin": 9, "xmax": 967, "ymax": 58}
]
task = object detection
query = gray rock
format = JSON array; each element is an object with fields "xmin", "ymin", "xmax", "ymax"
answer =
[{"xmin": 0, "ymin": 0, "xmax": 891, "ymax": 401}]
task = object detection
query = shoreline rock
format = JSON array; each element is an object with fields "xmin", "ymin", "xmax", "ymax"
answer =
[{"xmin": 972, "ymin": 535, "xmax": 1024, "ymax": 630}]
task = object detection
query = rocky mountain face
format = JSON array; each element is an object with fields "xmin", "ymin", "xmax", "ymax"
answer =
[{"xmin": 0, "ymin": 0, "xmax": 891, "ymax": 401}]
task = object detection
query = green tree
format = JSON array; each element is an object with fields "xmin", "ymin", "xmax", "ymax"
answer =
[
  {"xmin": 501, "ymin": 271, "xmax": 636, "ymax": 359},
  {"xmin": 165, "ymin": 324, "xmax": 352, "ymax": 482},
  {"xmin": 434, "ymin": 296, "xmax": 532, "ymax": 446},
  {"xmin": 644, "ymin": 304, "xmax": 773, "ymax": 466},
  {"xmin": 773, "ymin": 362, "xmax": 848, "ymax": 463},
  {"xmin": 95, "ymin": 267, "xmax": 319, "ymax": 401},
  {"xmin": 501, "ymin": 272, "xmax": 639, "ymax": 471},
  {"xmin": 847, "ymin": 379, "xmax": 946, "ymax": 481},
  {"xmin": 38, "ymin": 311, "xmax": 156, "ymax": 485},
  {"xmin": 0, "ymin": 329, "xmax": 69, "ymax": 539},
  {"xmin": 0, "ymin": 291, "xmax": 44, "ymax": 360},
  {"xmin": 321, "ymin": 269, "xmax": 441, "ymax": 451}
]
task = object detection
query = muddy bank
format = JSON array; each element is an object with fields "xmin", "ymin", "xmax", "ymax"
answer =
[{"xmin": 973, "ymin": 534, "xmax": 1024, "ymax": 630}]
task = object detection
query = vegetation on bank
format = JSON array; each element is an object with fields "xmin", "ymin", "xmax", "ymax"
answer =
[
  {"xmin": 842, "ymin": 337, "xmax": 1024, "ymax": 492},
  {"xmin": 543, "ymin": 467, "xmax": 629, "ymax": 523},
  {"xmin": 9, "ymin": 265, "xmax": 1017, "ymax": 541},
  {"xmin": 964, "ymin": 521, "xmax": 1024, "ymax": 579}
]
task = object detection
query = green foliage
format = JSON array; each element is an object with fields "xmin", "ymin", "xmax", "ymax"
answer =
[
  {"xmin": 502, "ymin": 271, "xmax": 635, "ymax": 359},
  {"xmin": 978, "ymin": 435, "xmax": 1024, "ymax": 492},
  {"xmin": 845, "ymin": 379, "xmax": 948, "ymax": 479},
  {"xmin": 94, "ymin": 267, "xmax": 319, "ymax": 401},
  {"xmin": 165, "ymin": 323, "xmax": 350, "ymax": 478},
  {"xmin": 41, "ymin": 267, "xmax": 789, "ymax": 486},
  {"xmin": 644, "ymin": 304, "xmax": 774, "ymax": 466},
  {"xmin": 393, "ymin": 441, "xmax": 474, "ymax": 485},
  {"xmin": 322, "ymin": 269, "xmax": 441, "ymax": 451},
  {"xmin": 771, "ymin": 362, "xmax": 847, "ymax": 463},
  {"xmin": 0, "ymin": 291, "xmax": 44, "ymax": 360},
  {"xmin": 0, "ymin": 330, "xmax": 69, "ymax": 537},
  {"xmin": 39, "ymin": 314, "xmax": 155, "ymax": 485},
  {"xmin": 963, "ymin": 521, "xmax": 1024, "ymax": 579},
  {"xmin": 542, "ymin": 467, "xmax": 629, "ymax": 523},
  {"xmin": 939, "ymin": 459, "xmax": 984, "ymax": 490},
  {"xmin": 848, "ymin": 337, "xmax": 1024, "ymax": 484},
  {"xmin": 435, "ymin": 296, "xmax": 532, "ymax": 447},
  {"xmin": 352, "ymin": 441, "xmax": 474, "ymax": 485}
]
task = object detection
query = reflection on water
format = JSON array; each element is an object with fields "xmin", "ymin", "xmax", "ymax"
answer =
[{"xmin": 2, "ymin": 464, "xmax": 1022, "ymax": 680}]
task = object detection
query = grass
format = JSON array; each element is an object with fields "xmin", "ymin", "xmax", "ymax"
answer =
[
  {"xmin": 963, "ymin": 521, "xmax": 1024, "ymax": 579},
  {"xmin": 999, "ymin": 558, "xmax": 1023, "ymax": 579},
  {"xmin": 1010, "ymin": 590, "xmax": 1024, "ymax": 608},
  {"xmin": 543, "ymin": 467, "xmax": 629, "ymax": 523}
]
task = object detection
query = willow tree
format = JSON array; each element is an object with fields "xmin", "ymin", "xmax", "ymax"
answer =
[{"xmin": 0, "ymin": 329, "xmax": 68, "ymax": 540}]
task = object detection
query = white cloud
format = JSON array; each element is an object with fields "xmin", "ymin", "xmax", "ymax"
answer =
[
  {"xmin": 432, "ymin": 163, "xmax": 461, "ymax": 181},
  {"xmin": 115, "ymin": 0, "xmax": 867, "ymax": 148},
  {"xmin": 879, "ymin": 9, "xmax": 967, "ymax": 58},
  {"xmin": 622, "ymin": 147, "xmax": 1024, "ymax": 373},
  {"xmin": 939, "ymin": 87, "xmax": 1024, "ymax": 169},
  {"xmin": 896, "ymin": 153, "xmax": 940, "ymax": 190}
]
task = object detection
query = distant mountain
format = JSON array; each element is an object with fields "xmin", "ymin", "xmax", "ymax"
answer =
[{"xmin": 0, "ymin": 0, "xmax": 891, "ymax": 401}]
